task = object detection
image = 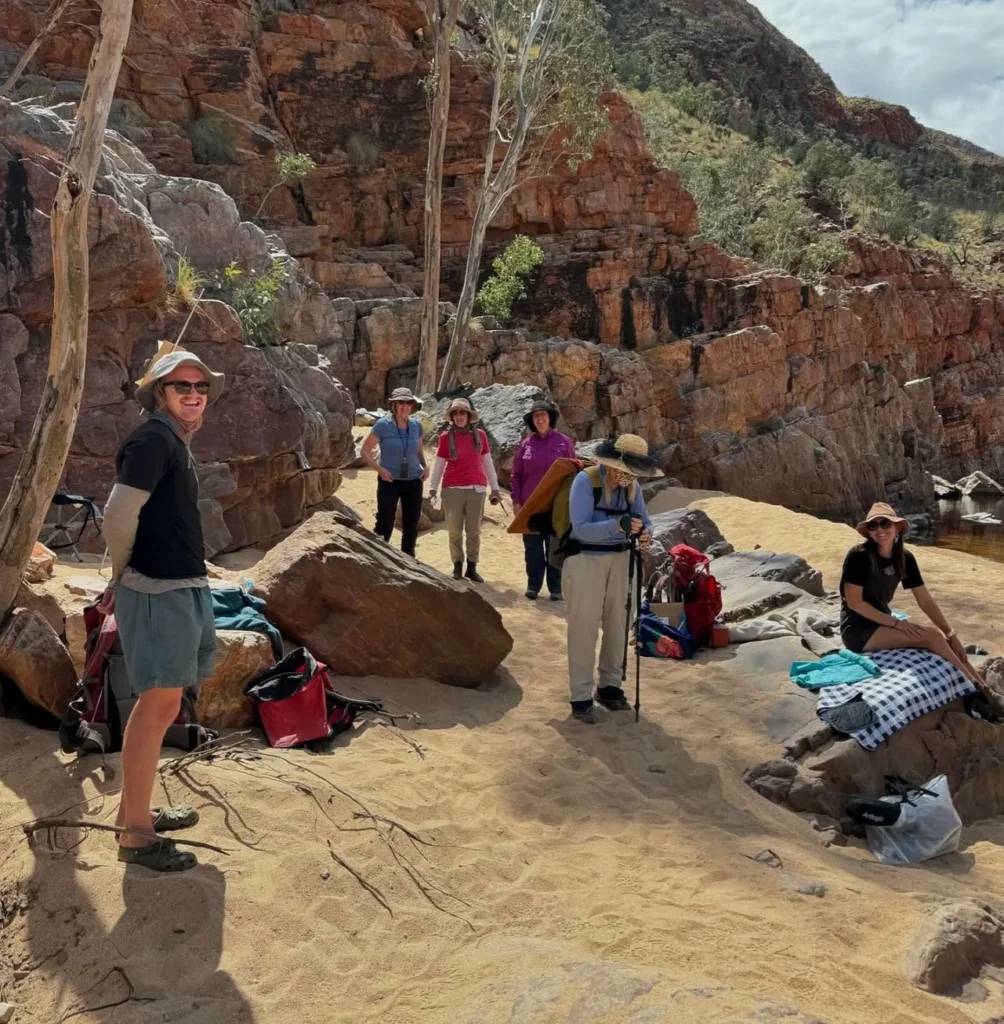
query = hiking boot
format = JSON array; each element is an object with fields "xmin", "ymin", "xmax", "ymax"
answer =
[
  {"xmin": 570, "ymin": 700, "xmax": 598, "ymax": 725},
  {"xmin": 465, "ymin": 561, "xmax": 485, "ymax": 583},
  {"xmin": 452, "ymin": 561, "xmax": 463, "ymax": 580},
  {"xmin": 524, "ymin": 588, "xmax": 539, "ymax": 600},
  {"xmin": 596, "ymin": 686, "xmax": 631, "ymax": 711},
  {"xmin": 549, "ymin": 591, "xmax": 563, "ymax": 602}
]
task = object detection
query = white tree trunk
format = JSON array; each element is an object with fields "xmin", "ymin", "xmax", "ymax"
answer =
[
  {"xmin": 416, "ymin": 0, "xmax": 461, "ymax": 396},
  {"xmin": 0, "ymin": 0, "xmax": 75, "ymax": 98},
  {"xmin": 0, "ymin": 0, "xmax": 135, "ymax": 621}
]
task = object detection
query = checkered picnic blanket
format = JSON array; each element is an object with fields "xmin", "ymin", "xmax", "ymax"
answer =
[{"xmin": 814, "ymin": 648, "xmax": 977, "ymax": 751}]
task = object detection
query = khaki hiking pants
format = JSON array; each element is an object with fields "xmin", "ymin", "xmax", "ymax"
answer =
[
  {"xmin": 564, "ymin": 550, "xmax": 631, "ymax": 703},
  {"xmin": 442, "ymin": 488, "xmax": 486, "ymax": 563}
]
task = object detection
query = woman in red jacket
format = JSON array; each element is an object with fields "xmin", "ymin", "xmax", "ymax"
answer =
[{"xmin": 428, "ymin": 398, "xmax": 501, "ymax": 582}]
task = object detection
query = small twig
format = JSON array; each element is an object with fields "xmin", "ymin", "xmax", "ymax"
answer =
[
  {"xmin": 57, "ymin": 966, "xmax": 154, "ymax": 1023},
  {"xmin": 22, "ymin": 819, "xmax": 230, "ymax": 855},
  {"xmin": 326, "ymin": 840, "xmax": 392, "ymax": 916},
  {"xmin": 350, "ymin": 812, "xmax": 433, "ymax": 847},
  {"xmin": 159, "ymin": 731, "xmax": 255, "ymax": 776}
]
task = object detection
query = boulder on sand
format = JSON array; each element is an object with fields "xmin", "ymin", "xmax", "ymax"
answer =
[
  {"xmin": 745, "ymin": 700, "xmax": 1004, "ymax": 827},
  {"xmin": 0, "ymin": 608, "xmax": 77, "ymax": 716},
  {"xmin": 252, "ymin": 512, "xmax": 513, "ymax": 686},
  {"xmin": 907, "ymin": 901, "xmax": 1004, "ymax": 995},
  {"xmin": 956, "ymin": 471, "xmax": 1004, "ymax": 497},
  {"xmin": 196, "ymin": 631, "xmax": 275, "ymax": 729},
  {"xmin": 641, "ymin": 508, "xmax": 729, "ymax": 579}
]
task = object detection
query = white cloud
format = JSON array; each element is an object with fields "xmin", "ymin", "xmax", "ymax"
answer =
[{"xmin": 748, "ymin": 0, "xmax": 1004, "ymax": 154}]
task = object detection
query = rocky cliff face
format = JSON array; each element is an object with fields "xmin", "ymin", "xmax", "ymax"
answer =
[
  {"xmin": 0, "ymin": 103, "xmax": 354, "ymax": 555},
  {"xmin": 2, "ymin": 0, "xmax": 1004, "ymax": 527}
]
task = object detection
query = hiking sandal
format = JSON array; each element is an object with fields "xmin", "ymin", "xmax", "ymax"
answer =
[
  {"xmin": 118, "ymin": 839, "xmax": 197, "ymax": 872},
  {"xmin": 151, "ymin": 805, "xmax": 200, "ymax": 832}
]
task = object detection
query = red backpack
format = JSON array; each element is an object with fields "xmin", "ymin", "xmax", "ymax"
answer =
[
  {"xmin": 58, "ymin": 605, "xmax": 214, "ymax": 756},
  {"xmin": 669, "ymin": 544, "xmax": 723, "ymax": 646},
  {"xmin": 243, "ymin": 647, "xmax": 387, "ymax": 750}
]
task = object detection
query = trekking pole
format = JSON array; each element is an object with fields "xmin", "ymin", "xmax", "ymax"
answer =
[
  {"xmin": 634, "ymin": 541, "xmax": 643, "ymax": 723},
  {"xmin": 621, "ymin": 533, "xmax": 635, "ymax": 689}
]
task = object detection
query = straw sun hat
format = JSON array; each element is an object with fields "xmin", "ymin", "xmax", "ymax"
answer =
[
  {"xmin": 134, "ymin": 341, "xmax": 224, "ymax": 413},
  {"xmin": 446, "ymin": 397, "xmax": 479, "ymax": 423},
  {"xmin": 592, "ymin": 434, "xmax": 662, "ymax": 478},
  {"xmin": 856, "ymin": 502, "xmax": 908, "ymax": 539}
]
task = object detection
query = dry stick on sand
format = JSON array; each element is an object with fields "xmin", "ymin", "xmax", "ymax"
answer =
[
  {"xmin": 326, "ymin": 839, "xmax": 393, "ymax": 916},
  {"xmin": 57, "ymin": 965, "xmax": 153, "ymax": 1023},
  {"xmin": 22, "ymin": 819, "xmax": 230, "ymax": 855},
  {"xmin": 158, "ymin": 730, "xmax": 257, "ymax": 776}
]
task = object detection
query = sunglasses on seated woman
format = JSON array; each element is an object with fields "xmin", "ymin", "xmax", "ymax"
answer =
[
  {"xmin": 866, "ymin": 518, "xmax": 893, "ymax": 531},
  {"xmin": 165, "ymin": 381, "xmax": 211, "ymax": 395}
]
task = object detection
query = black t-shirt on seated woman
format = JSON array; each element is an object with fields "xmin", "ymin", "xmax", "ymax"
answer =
[{"xmin": 839, "ymin": 542, "xmax": 924, "ymax": 646}]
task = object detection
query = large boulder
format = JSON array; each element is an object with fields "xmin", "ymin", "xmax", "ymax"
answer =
[
  {"xmin": 956, "ymin": 471, "xmax": 1004, "ymax": 497},
  {"xmin": 907, "ymin": 901, "xmax": 1004, "ymax": 995},
  {"xmin": 640, "ymin": 508, "xmax": 728, "ymax": 579},
  {"xmin": 930, "ymin": 473, "xmax": 961, "ymax": 500},
  {"xmin": 0, "ymin": 608, "xmax": 77, "ymax": 716},
  {"xmin": 196, "ymin": 631, "xmax": 275, "ymax": 729},
  {"xmin": 711, "ymin": 550, "xmax": 827, "ymax": 623},
  {"xmin": 745, "ymin": 702, "xmax": 1004, "ymax": 827},
  {"xmin": 252, "ymin": 512, "xmax": 513, "ymax": 686}
]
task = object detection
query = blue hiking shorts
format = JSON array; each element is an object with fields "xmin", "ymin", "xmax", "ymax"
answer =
[{"xmin": 115, "ymin": 584, "xmax": 216, "ymax": 693}]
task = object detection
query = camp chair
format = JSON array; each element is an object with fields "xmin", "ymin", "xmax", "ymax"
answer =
[{"xmin": 40, "ymin": 493, "xmax": 103, "ymax": 562}]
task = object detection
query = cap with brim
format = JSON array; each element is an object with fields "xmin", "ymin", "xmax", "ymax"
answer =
[
  {"xmin": 388, "ymin": 387, "xmax": 422, "ymax": 409},
  {"xmin": 592, "ymin": 434, "xmax": 663, "ymax": 479},
  {"xmin": 523, "ymin": 400, "xmax": 558, "ymax": 431},
  {"xmin": 134, "ymin": 342, "xmax": 224, "ymax": 413},
  {"xmin": 856, "ymin": 502, "xmax": 908, "ymax": 539},
  {"xmin": 447, "ymin": 398, "xmax": 479, "ymax": 423}
]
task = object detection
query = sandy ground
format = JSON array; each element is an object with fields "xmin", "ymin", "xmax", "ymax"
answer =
[{"xmin": 2, "ymin": 475, "xmax": 1004, "ymax": 1024}]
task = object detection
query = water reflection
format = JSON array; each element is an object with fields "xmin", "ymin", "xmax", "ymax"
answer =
[{"xmin": 935, "ymin": 497, "xmax": 1004, "ymax": 563}]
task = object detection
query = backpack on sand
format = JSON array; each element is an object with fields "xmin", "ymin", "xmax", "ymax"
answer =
[
  {"xmin": 243, "ymin": 647, "xmax": 387, "ymax": 750},
  {"xmin": 58, "ymin": 605, "xmax": 215, "ymax": 756},
  {"xmin": 658, "ymin": 544, "xmax": 723, "ymax": 647}
]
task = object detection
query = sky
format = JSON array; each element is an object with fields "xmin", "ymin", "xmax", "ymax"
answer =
[{"xmin": 748, "ymin": 0, "xmax": 1004, "ymax": 155}]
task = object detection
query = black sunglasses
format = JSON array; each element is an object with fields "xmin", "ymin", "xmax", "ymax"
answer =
[
  {"xmin": 164, "ymin": 381, "xmax": 211, "ymax": 396},
  {"xmin": 867, "ymin": 518, "xmax": 893, "ymax": 531}
]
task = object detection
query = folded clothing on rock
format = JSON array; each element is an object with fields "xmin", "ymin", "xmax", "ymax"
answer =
[
  {"xmin": 814, "ymin": 648, "xmax": 978, "ymax": 751},
  {"xmin": 790, "ymin": 649, "xmax": 881, "ymax": 689},
  {"xmin": 211, "ymin": 583, "xmax": 283, "ymax": 659},
  {"xmin": 728, "ymin": 609, "xmax": 840, "ymax": 658}
]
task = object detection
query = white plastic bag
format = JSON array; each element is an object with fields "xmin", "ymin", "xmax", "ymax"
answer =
[{"xmin": 865, "ymin": 774, "xmax": 962, "ymax": 865}]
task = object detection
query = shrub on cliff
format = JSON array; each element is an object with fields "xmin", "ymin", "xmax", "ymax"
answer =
[
  {"xmin": 204, "ymin": 259, "xmax": 289, "ymax": 346},
  {"xmin": 475, "ymin": 235, "xmax": 544, "ymax": 323}
]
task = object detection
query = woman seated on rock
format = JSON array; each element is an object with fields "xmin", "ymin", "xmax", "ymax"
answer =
[
  {"xmin": 428, "ymin": 397, "xmax": 501, "ymax": 583},
  {"xmin": 840, "ymin": 502, "xmax": 983, "ymax": 687}
]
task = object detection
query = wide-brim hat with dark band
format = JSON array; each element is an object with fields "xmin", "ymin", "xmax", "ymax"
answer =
[
  {"xmin": 388, "ymin": 386, "xmax": 423, "ymax": 409},
  {"xmin": 523, "ymin": 399, "xmax": 558, "ymax": 431},
  {"xmin": 134, "ymin": 341, "xmax": 224, "ymax": 413},
  {"xmin": 592, "ymin": 434, "xmax": 662, "ymax": 479},
  {"xmin": 446, "ymin": 397, "xmax": 479, "ymax": 423},
  {"xmin": 856, "ymin": 502, "xmax": 908, "ymax": 539}
]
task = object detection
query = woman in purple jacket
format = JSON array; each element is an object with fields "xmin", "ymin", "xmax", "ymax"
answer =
[{"xmin": 511, "ymin": 400, "xmax": 577, "ymax": 601}]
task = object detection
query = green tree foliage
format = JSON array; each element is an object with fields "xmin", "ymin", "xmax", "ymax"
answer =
[
  {"xmin": 667, "ymin": 81, "xmax": 728, "ymax": 126},
  {"xmin": 475, "ymin": 235, "xmax": 545, "ymax": 323},
  {"xmin": 799, "ymin": 140, "xmax": 852, "ymax": 192},
  {"xmin": 256, "ymin": 151, "xmax": 317, "ymax": 219},
  {"xmin": 204, "ymin": 259, "xmax": 289, "ymax": 346},
  {"xmin": 923, "ymin": 205, "xmax": 958, "ymax": 242},
  {"xmin": 800, "ymin": 236, "xmax": 851, "ymax": 280}
]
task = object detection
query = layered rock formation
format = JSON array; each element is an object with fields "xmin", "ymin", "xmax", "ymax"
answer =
[
  {"xmin": 0, "ymin": 102, "xmax": 354, "ymax": 554},
  {"xmin": 3, "ymin": 0, "xmax": 1004, "ymax": 525}
]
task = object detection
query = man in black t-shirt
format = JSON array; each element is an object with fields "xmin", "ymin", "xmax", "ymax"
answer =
[
  {"xmin": 839, "ymin": 502, "xmax": 984, "ymax": 691},
  {"xmin": 100, "ymin": 344, "xmax": 224, "ymax": 872}
]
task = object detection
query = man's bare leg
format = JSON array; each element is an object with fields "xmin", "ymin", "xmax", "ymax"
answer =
[{"xmin": 116, "ymin": 687, "xmax": 182, "ymax": 848}]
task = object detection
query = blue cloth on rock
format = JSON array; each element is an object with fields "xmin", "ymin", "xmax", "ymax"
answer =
[
  {"xmin": 790, "ymin": 649, "xmax": 881, "ymax": 689},
  {"xmin": 211, "ymin": 584, "xmax": 283, "ymax": 659}
]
